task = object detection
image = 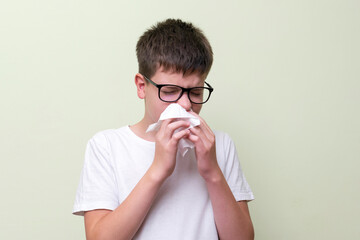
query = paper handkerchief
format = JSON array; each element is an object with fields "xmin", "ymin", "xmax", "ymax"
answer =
[{"xmin": 146, "ymin": 103, "xmax": 200, "ymax": 156}]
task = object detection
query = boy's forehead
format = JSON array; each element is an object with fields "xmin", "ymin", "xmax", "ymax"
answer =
[{"xmin": 156, "ymin": 66, "xmax": 205, "ymax": 80}]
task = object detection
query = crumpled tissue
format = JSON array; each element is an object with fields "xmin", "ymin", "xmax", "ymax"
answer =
[{"xmin": 146, "ymin": 103, "xmax": 200, "ymax": 156}]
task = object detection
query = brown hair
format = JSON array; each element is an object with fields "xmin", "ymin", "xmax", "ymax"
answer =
[{"xmin": 136, "ymin": 19, "xmax": 213, "ymax": 78}]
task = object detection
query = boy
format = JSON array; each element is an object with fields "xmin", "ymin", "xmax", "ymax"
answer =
[{"xmin": 73, "ymin": 19, "xmax": 254, "ymax": 240}]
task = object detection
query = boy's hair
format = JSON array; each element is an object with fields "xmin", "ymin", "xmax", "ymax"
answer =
[{"xmin": 136, "ymin": 19, "xmax": 213, "ymax": 78}]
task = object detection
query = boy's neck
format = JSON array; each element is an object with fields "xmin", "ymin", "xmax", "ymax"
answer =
[{"xmin": 129, "ymin": 119, "xmax": 156, "ymax": 142}]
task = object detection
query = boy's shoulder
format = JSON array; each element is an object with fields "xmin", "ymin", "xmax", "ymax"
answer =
[
  {"xmin": 89, "ymin": 126, "xmax": 153, "ymax": 148},
  {"xmin": 213, "ymin": 129, "xmax": 233, "ymax": 143},
  {"xmin": 88, "ymin": 126, "xmax": 130, "ymax": 145},
  {"xmin": 92, "ymin": 126, "xmax": 127, "ymax": 136},
  {"xmin": 212, "ymin": 129, "xmax": 239, "ymax": 154}
]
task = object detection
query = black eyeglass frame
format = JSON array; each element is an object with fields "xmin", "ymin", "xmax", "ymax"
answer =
[{"xmin": 142, "ymin": 74, "xmax": 214, "ymax": 104}]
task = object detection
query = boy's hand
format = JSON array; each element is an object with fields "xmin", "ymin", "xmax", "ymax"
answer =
[
  {"xmin": 151, "ymin": 119, "xmax": 191, "ymax": 180},
  {"xmin": 187, "ymin": 113, "xmax": 222, "ymax": 181}
]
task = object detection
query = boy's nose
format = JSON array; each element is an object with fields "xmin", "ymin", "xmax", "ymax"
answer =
[{"xmin": 176, "ymin": 93, "xmax": 192, "ymax": 111}]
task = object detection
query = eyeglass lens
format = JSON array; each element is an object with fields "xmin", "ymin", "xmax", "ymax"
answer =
[{"xmin": 159, "ymin": 86, "xmax": 210, "ymax": 103}]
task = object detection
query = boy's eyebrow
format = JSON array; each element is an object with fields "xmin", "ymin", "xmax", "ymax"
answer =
[{"xmin": 143, "ymin": 75, "xmax": 212, "ymax": 89}]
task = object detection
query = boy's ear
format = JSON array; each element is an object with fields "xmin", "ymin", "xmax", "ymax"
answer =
[{"xmin": 135, "ymin": 73, "xmax": 146, "ymax": 99}]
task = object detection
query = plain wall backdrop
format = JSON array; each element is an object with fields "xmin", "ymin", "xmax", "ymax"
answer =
[{"xmin": 1, "ymin": 0, "xmax": 359, "ymax": 239}]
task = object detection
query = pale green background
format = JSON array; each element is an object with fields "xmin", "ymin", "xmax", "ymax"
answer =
[{"xmin": 1, "ymin": 0, "xmax": 359, "ymax": 239}]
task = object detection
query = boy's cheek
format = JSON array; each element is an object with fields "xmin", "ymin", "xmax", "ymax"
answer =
[
  {"xmin": 190, "ymin": 105, "xmax": 202, "ymax": 115},
  {"xmin": 154, "ymin": 103, "xmax": 172, "ymax": 121},
  {"xmin": 191, "ymin": 105, "xmax": 202, "ymax": 115}
]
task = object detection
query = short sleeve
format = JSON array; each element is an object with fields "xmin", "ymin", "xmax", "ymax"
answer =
[
  {"xmin": 72, "ymin": 132, "xmax": 119, "ymax": 216},
  {"xmin": 215, "ymin": 131, "xmax": 254, "ymax": 202}
]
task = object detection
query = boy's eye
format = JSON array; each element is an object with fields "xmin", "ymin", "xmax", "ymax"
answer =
[
  {"xmin": 161, "ymin": 87, "xmax": 181, "ymax": 95},
  {"xmin": 190, "ymin": 89, "xmax": 204, "ymax": 97},
  {"xmin": 162, "ymin": 90, "xmax": 177, "ymax": 94}
]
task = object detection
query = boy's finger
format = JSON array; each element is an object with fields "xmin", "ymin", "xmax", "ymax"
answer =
[
  {"xmin": 189, "ymin": 112, "xmax": 213, "ymax": 138},
  {"xmin": 160, "ymin": 119, "xmax": 190, "ymax": 139},
  {"xmin": 172, "ymin": 128, "xmax": 190, "ymax": 142},
  {"xmin": 188, "ymin": 127, "xmax": 207, "ymax": 146}
]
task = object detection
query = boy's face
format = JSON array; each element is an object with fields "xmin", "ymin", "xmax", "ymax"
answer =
[{"xmin": 138, "ymin": 67, "xmax": 206, "ymax": 124}]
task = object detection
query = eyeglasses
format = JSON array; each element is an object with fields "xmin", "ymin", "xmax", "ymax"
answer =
[{"xmin": 142, "ymin": 74, "xmax": 214, "ymax": 104}]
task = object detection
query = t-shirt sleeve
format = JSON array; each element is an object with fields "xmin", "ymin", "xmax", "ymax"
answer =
[
  {"xmin": 72, "ymin": 132, "xmax": 119, "ymax": 216},
  {"xmin": 216, "ymin": 131, "xmax": 254, "ymax": 202}
]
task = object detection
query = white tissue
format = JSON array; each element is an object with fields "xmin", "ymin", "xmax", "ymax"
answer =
[{"xmin": 146, "ymin": 103, "xmax": 200, "ymax": 156}]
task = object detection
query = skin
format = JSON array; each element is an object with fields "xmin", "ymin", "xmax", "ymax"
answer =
[{"xmin": 83, "ymin": 68, "xmax": 254, "ymax": 240}]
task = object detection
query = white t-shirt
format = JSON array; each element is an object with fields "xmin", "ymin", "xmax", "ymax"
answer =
[{"xmin": 73, "ymin": 126, "xmax": 254, "ymax": 240}]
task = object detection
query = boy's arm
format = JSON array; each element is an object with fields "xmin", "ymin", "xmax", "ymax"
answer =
[
  {"xmin": 188, "ymin": 113, "xmax": 254, "ymax": 240},
  {"xmin": 84, "ymin": 168, "xmax": 165, "ymax": 240},
  {"xmin": 204, "ymin": 174, "xmax": 254, "ymax": 240},
  {"xmin": 84, "ymin": 119, "xmax": 191, "ymax": 240}
]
